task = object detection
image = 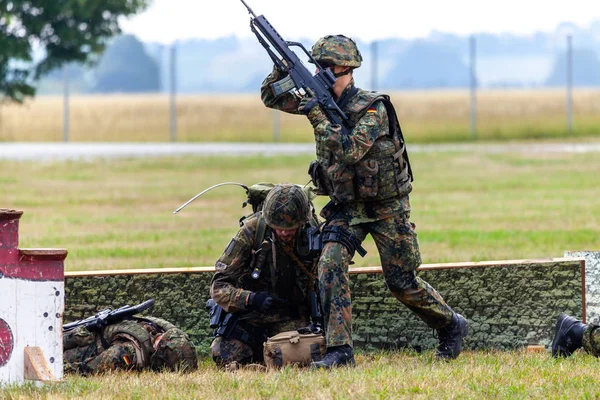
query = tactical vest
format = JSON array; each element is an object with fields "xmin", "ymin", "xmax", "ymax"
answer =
[
  {"xmin": 244, "ymin": 214, "xmax": 318, "ymax": 310},
  {"xmin": 314, "ymin": 89, "xmax": 413, "ymax": 203}
]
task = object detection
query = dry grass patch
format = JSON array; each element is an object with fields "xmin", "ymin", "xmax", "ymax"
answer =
[{"xmin": 1, "ymin": 89, "xmax": 599, "ymax": 142}]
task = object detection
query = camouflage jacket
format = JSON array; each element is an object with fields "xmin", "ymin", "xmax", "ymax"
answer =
[
  {"xmin": 63, "ymin": 316, "xmax": 196, "ymax": 375},
  {"xmin": 210, "ymin": 212, "xmax": 319, "ymax": 325},
  {"xmin": 63, "ymin": 318, "xmax": 160, "ymax": 374},
  {"xmin": 261, "ymin": 70, "xmax": 411, "ymax": 225}
]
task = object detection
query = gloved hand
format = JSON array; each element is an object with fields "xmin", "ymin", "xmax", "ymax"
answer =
[
  {"xmin": 298, "ymin": 96, "xmax": 328, "ymax": 128},
  {"xmin": 298, "ymin": 96, "xmax": 319, "ymax": 115},
  {"xmin": 248, "ymin": 291, "xmax": 286, "ymax": 314}
]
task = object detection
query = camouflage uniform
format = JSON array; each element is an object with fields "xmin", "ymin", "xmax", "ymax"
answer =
[
  {"xmin": 210, "ymin": 207, "xmax": 320, "ymax": 366},
  {"xmin": 63, "ymin": 317, "xmax": 198, "ymax": 374},
  {"xmin": 582, "ymin": 326, "xmax": 600, "ymax": 356},
  {"xmin": 260, "ymin": 39, "xmax": 455, "ymax": 348}
]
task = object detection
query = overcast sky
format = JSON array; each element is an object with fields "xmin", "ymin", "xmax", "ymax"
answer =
[{"xmin": 120, "ymin": 0, "xmax": 600, "ymax": 44}]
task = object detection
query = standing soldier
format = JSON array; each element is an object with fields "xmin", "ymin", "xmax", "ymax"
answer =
[
  {"xmin": 209, "ymin": 184, "xmax": 323, "ymax": 367},
  {"xmin": 261, "ymin": 35, "xmax": 468, "ymax": 368},
  {"xmin": 63, "ymin": 316, "xmax": 198, "ymax": 374}
]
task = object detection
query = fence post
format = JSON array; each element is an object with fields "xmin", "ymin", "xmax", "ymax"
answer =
[
  {"xmin": 272, "ymin": 109, "xmax": 280, "ymax": 142},
  {"xmin": 566, "ymin": 34, "xmax": 573, "ymax": 134},
  {"xmin": 63, "ymin": 65, "xmax": 70, "ymax": 142},
  {"xmin": 469, "ymin": 35, "xmax": 477, "ymax": 140},
  {"xmin": 169, "ymin": 42, "xmax": 178, "ymax": 142},
  {"xmin": 371, "ymin": 41, "xmax": 378, "ymax": 90}
]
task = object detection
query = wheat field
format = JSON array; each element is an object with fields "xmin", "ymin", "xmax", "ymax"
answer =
[{"xmin": 1, "ymin": 89, "xmax": 599, "ymax": 143}]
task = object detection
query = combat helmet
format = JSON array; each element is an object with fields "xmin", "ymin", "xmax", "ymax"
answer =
[
  {"xmin": 262, "ymin": 184, "xmax": 310, "ymax": 230},
  {"xmin": 150, "ymin": 328, "xmax": 199, "ymax": 372},
  {"xmin": 310, "ymin": 35, "xmax": 362, "ymax": 68}
]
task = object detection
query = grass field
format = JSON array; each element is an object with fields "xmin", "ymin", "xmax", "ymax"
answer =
[
  {"xmin": 2, "ymin": 148, "xmax": 600, "ymax": 397},
  {"xmin": 2, "ymin": 150, "xmax": 599, "ymax": 271},
  {"xmin": 3, "ymin": 351, "xmax": 600, "ymax": 399},
  {"xmin": 1, "ymin": 89, "xmax": 600, "ymax": 142}
]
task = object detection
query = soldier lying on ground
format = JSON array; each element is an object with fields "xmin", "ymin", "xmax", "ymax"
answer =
[
  {"xmin": 209, "ymin": 183, "xmax": 324, "ymax": 368},
  {"xmin": 63, "ymin": 315, "xmax": 198, "ymax": 374},
  {"xmin": 552, "ymin": 313, "xmax": 600, "ymax": 357}
]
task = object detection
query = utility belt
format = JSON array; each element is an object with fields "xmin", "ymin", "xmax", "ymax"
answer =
[{"xmin": 309, "ymin": 138, "xmax": 411, "ymax": 204}]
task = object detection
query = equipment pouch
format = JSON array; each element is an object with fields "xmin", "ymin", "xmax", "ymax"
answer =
[
  {"xmin": 328, "ymin": 164, "xmax": 355, "ymax": 203},
  {"xmin": 263, "ymin": 330, "xmax": 326, "ymax": 369},
  {"xmin": 308, "ymin": 160, "xmax": 331, "ymax": 196},
  {"xmin": 355, "ymin": 159, "xmax": 379, "ymax": 199},
  {"xmin": 206, "ymin": 299, "xmax": 225, "ymax": 330}
]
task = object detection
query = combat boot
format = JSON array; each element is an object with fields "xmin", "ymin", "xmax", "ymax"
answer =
[
  {"xmin": 309, "ymin": 345, "xmax": 355, "ymax": 369},
  {"xmin": 435, "ymin": 312, "xmax": 469, "ymax": 360},
  {"xmin": 551, "ymin": 314, "xmax": 587, "ymax": 357}
]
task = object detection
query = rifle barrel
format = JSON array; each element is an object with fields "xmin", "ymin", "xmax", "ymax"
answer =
[{"xmin": 239, "ymin": 0, "xmax": 257, "ymax": 18}]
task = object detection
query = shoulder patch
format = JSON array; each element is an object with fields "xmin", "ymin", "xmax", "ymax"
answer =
[{"xmin": 224, "ymin": 239, "xmax": 237, "ymax": 256}]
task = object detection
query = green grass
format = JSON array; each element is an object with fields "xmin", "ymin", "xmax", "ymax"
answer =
[
  {"xmin": 2, "ymin": 148, "xmax": 600, "ymax": 397},
  {"xmin": 2, "ymin": 149, "xmax": 599, "ymax": 271},
  {"xmin": 3, "ymin": 351, "xmax": 600, "ymax": 399}
]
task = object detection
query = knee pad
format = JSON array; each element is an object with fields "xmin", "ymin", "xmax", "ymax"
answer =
[{"xmin": 321, "ymin": 225, "xmax": 366, "ymax": 258}]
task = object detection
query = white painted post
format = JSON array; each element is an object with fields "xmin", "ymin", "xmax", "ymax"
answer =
[{"xmin": 0, "ymin": 210, "xmax": 66, "ymax": 384}]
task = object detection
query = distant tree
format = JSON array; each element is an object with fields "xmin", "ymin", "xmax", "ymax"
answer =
[
  {"xmin": 545, "ymin": 49, "xmax": 600, "ymax": 86},
  {"xmin": 0, "ymin": 0, "xmax": 149, "ymax": 103},
  {"xmin": 382, "ymin": 41, "xmax": 471, "ymax": 89},
  {"xmin": 92, "ymin": 34, "xmax": 160, "ymax": 93}
]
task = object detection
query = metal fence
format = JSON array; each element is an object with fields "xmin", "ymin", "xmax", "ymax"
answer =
[{"xmin": 45, "ymin": 34, "xmax": 594, "ymax": 142}]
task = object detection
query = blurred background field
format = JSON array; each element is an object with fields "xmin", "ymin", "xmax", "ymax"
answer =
[
  {"xmin": 1, "ymin": 88, "xmax": 600, "ymax": 143},
  {"xmin": 2, "ymin": 150, "xmax": 599, "ymax": 272}
]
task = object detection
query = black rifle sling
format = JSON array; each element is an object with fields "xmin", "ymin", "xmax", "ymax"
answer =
[{"xmin": 250, "ymin": 216, "xmax": 269, "ymax": 280}]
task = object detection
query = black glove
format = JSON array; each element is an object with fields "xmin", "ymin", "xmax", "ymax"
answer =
[
  {"xmin": 298, "ymin": 96, "xmax": 328, "ymax": 128},
  {"xmin": 298, "ymin": 96, "xmax": 319, "ymax": 115},
  {"xmin": 248, "ymin": 291, "xmax": 285, "ymax": 314}
]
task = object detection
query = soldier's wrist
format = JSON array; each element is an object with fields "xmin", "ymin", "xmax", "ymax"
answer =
[
  {"xmin": 246, "ymin": 292, "xmax": 255, "ymax": 307},
  {"xmin": 308, "ymin": 107, "xmax": 327, "ymax": 128}
]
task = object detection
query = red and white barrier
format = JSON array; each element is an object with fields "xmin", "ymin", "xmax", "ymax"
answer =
[{"xmin": 0, "ymin": 209, "xmax": 67, "ymax": 384}]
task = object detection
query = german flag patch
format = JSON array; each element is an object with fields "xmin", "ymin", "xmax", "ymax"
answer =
[
  {"xmin": 123, "ymin": 355, "xmax": 131, "ymax": 365},
  {"xmin": 367, "ymin": 106, "xmax": 377, "ymax": 113}
]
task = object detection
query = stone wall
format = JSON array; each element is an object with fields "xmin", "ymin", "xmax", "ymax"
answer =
[{"xmin": 65, "ymin": 258, "xmax": 585, "ymax": 355}]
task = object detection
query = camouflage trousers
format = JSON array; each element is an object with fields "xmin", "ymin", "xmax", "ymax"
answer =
[
  {"xmin": 582, "ymin": 325, "xmax": 600, "ymax": 356},
  {"xmin": 64, "ymin": 340, "xmax": 138, "ymax": 374},
  {"xmin": 319, "ymin": 211, "xmax": 454, "ymax": 347},
  {"xmin": 211, "ymin": 317, "xmax": 309, "ymax": 366}
]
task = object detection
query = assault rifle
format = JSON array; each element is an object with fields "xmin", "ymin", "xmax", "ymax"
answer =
[
  {"xmin": 239, "ymin": 0, "xmax": 352, "ymax": 136},
  {"xmin": 63, "ymin": 299, "xmax": 155, "ymax": 333}
]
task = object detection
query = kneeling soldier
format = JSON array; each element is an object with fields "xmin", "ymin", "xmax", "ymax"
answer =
[{"xmin": 209, "ymin": 184, "xmax": 323, "ymax": 367}]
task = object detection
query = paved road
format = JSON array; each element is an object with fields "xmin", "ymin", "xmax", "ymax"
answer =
[{"xmin": 2, "ymin": 142, "xmax": 600, "ymax": 161}]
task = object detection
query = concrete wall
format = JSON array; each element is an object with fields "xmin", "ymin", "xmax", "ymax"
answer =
[
  {"xmin": 65, "ymin": 258, "xmax": 585, "ymax": 355},
  {"xmin": 566, "ymin": 251, "xmax": 600, "ymax": 324}
]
